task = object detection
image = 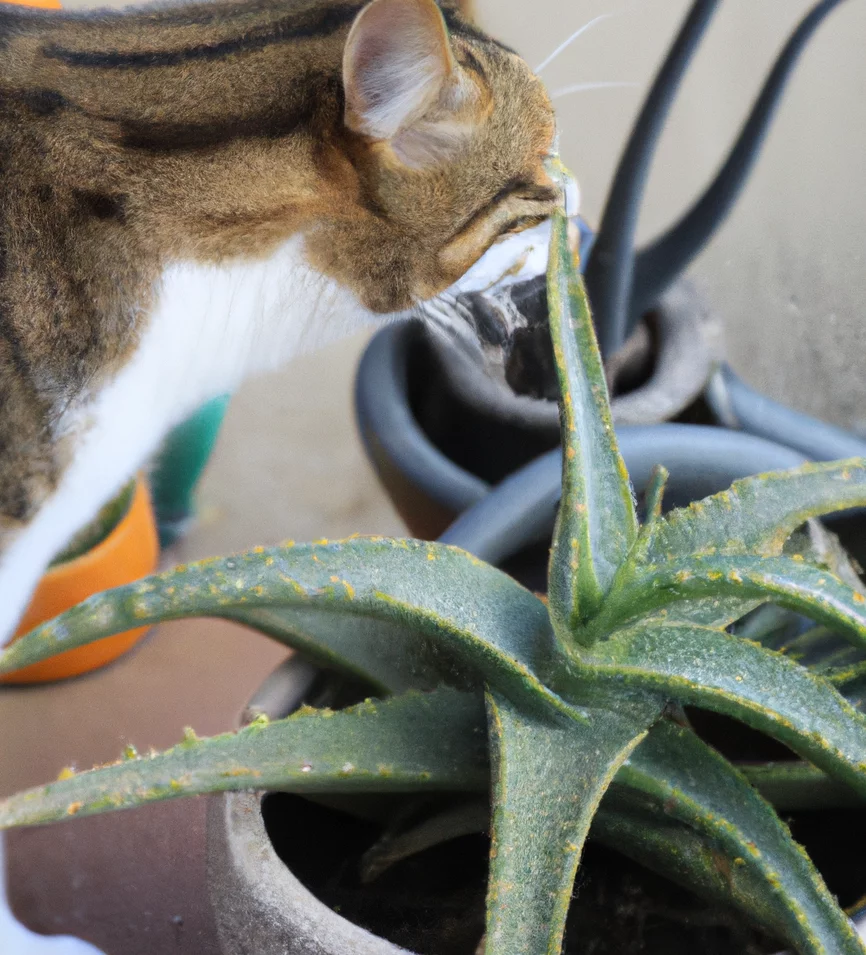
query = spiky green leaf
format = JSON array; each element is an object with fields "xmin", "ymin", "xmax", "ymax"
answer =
[
  {"xmin": 644, "ymin": 460, "xmax": 866, "ymax": 564},
  {"xmin": 617, "ymin": 721, "xmax": 866, "ymax": 954},
  {"xmin": 0, "ymin": 539, "xmax": 570, "ymax": 716},
  {"xmin": 593, "ymin": 801, "xmax": 790, "ymax": 945},
  {"xmin": 0, "ymin": 688, "xmax": 488, "ymax": 829},
  {"xmin": 484, "ymin": 691, "xmax": 649, "ymax": 955},
  {"xmin": 741, "ymin": 762, "xmax": 864, "ymax": 811},
  {"xmin": 577, "ymin": 621, "xmax": 866, "ymax": 797},
  {"xmin": 219, "ymin": 607, "xmax": 450, "ymax": 695},
  {"xmin": 601, "ymin": 556, "xmax": 866, "ymax": 652},
  {"xmin": 547, "ymin": 210, "xmax": 637, "ymax": 638}
]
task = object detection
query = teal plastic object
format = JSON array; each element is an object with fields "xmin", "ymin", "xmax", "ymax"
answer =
[{"xmin": 149, "ymin": 395, "xmax": 231, "ymax": 547}]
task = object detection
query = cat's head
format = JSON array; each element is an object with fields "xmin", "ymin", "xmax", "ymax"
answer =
[{"xmin": 304, "ymin": 0, "xmax": 561, "ymax": 314}]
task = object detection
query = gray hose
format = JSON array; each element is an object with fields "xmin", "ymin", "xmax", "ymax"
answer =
[
  {"xmin": 706, "ymin": 364, "xmax": 866, "ymax": 462},
  {"xmin": 629, "ymin": 0, "xmax": 851, "ymax": 330},
  {"xmin": 355, "ymin": 323, "xmax": 489, "ymax": 513},
  {"xmin": 585, "ymin": 0, "xmax": 720, "ymax": 359},
  {"xmin": 440, "ymin": 425, "xmax": 806, "ymax": 564}
]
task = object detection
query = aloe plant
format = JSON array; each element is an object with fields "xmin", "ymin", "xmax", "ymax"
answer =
[{"xmin": 3, "ymin": 196, "xmax": 866, "ymax": 954}]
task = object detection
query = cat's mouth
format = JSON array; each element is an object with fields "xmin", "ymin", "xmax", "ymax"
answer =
[{"xmin": 412, "ymin": 169, "xmax": 579, "ymax": 400}]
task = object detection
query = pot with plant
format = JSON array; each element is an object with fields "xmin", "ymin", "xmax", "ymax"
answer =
[
  {"xmin": 3, "ymin": 205, "xmax": 866, "ymax": 954},
  {"xmin": 355, "ymin": 0, "xmax": 862, "ymax": 544},
  {"xmin": 0, "ymin": 476, "xmax": 159, "ymax": 686}
]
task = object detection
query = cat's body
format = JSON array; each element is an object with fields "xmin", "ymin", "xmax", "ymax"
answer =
[{"xmin": 0, "ymin": 0, "xmax": 558, "ymax": 644}]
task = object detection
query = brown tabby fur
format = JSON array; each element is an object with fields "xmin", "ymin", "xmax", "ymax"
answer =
[{"xmin": 0, "ymin": 0, "xmax": 556, "ymax": 547}]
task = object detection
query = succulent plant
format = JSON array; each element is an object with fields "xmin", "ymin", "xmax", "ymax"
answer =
[{"xmin": 3, "ymin": 198, "xmax": 866, "ymax": 955}]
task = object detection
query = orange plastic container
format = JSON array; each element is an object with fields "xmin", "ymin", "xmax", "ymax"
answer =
[{"xmin": 1, "ymin": 479, "xmax": 160, "ymax": 684}]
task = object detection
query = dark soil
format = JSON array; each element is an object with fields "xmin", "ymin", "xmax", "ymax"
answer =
[
  {"xmin": 263, "ymin": 791, "xmax": 828, "ymax": 955},
  {"xmin": 259, "ymin": 637, "xmax": 866, "ymax": 955}
]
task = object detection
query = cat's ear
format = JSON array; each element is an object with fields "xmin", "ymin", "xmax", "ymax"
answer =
[{"xmin": 343, "ymin": 0, "xmax": 474, "ymax": 166}]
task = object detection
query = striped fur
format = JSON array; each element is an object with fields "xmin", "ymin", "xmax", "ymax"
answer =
[{"xmin": 0, "ymin": 0, "xmax": 557, "ymax": 637}]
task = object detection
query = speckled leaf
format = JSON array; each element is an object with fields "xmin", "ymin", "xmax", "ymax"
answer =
[
  {"xmin": 579, "ymin": 621, "xmax": 866, "ymax": 797},
  {"xmin": 0, "ymin": 688, "xmax": 488, "ymax": 829},
  {"xmin": 547, "ymin": 210, "xmax": 637, "ymax": 638},
  {"xmin": 617, "ymin": 721, "xmax": 865, "ymax": 954},
  {"xmin": 741, "ymin": 762, "xmax": 864, "ymax": 811},
  {"xmin": 644, "ymin": 460, "xmax": 866, "ymax": 564},
  {"xmin": 593, "ymin": 801, "xmax": 792, "ymax": 944},
  {"xmin": 0, "ymin": 539, "xmax": 566, "ymax": 715},
  {"xmin": 217, "ymin": 607, "xmax": 463, "ymax": 695},
  {"xmin": 600, "ymin": 556, "xmax": 866, "ymax": 652},
  {"xmin": 820, "ymin": 667, "xmax": 866, "ymax": 701},
  {"xmin": 644, "ymin": 595, "xmax": 762, "ymax": 630},
  {"xmin": 484, "ymin": 691, "xmax": 648, "ymax": 955},
  {"xmin": 768, "ymin": 626, "xmax": 866, "ymax": 676}
]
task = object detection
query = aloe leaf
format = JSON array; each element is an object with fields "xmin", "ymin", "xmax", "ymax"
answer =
[
  {"xmin": 606, "ymin": 556, "xmax": 866, "ymax": 652},
  {"xmin": 546, "ymin": 209, "xmax": 637, "ymax": 638},
  {"xmin": 639, "ymin": 464, "xmax": 668, "ymax": 527},
  {"xmin": 741, "ymin": 762, "xmax": 865, "ymax": 811},
  {"xmin": 0, "ymin": 688, "xmax": 488, "ymax": 829},
  {"xmin": 578, "ymin": 621, "xmax": 866, "ymax": 797},
  {"xmin": 484, "ymin": 691, "xmax": 648, "ymax": 955},
  {"xmin": 749, "ymin": 621, "xmax": 866, "ymax": 694},
  {"xmin": 0, "ymin": 539, "xmax": 567, "ymax": 715},
  {"xmin": 593, "ymin": 801, "xmax": 789, "ymax": 944},
  {"xmin": 645, "ymin": 460, "xmax": 866, "ymax": 564},
  {"xmin": 833, "ymin": 671, "xmax": 866, "ymax": 709},
  {"xmin": 360, "ymin": 798, "xmax": 489, "ymax": 883},
  {"xmin": 218, "ymin": 607, "xmax": 456, "ymax": 695},
  {"xmin": 618, "ymin": 721, "xmax": 866, "ymax": 954}
]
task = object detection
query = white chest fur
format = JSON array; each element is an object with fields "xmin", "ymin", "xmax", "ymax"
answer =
[{"xmin": 0, "ymin": 236, "xmax": 373, "ymax": 645}]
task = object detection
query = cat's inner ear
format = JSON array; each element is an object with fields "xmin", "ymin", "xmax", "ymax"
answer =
[{"xmin": 343, "ymin": 0, "xmax": 475, "ymax": 165}]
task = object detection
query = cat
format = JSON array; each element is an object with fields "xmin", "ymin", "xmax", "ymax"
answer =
[{"xmin": 0, "ymin": 0, "xmax": 562, "ymax": 646}]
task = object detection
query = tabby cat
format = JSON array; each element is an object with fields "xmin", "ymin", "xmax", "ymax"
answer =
[{"xmin": 0, "ymin": 0, "xmax": 560, "ymax": 644}]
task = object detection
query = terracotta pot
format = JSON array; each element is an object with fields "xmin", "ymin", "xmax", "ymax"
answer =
[{"xmin": 1, "ymin": 478, "xmax": 159, "ymax": 684}]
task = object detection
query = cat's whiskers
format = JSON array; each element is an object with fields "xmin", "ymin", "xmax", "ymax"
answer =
[
  {"xmin": 534, "ymin": 13, "xmax": 614, "ymax": 74},
  {"xmin": 534, "ymin": 6, "xmax": 637, "ymax": 102},
  {"xmin": 551, "ymin": 80, "xmax": 640, "ymax": 99}
]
